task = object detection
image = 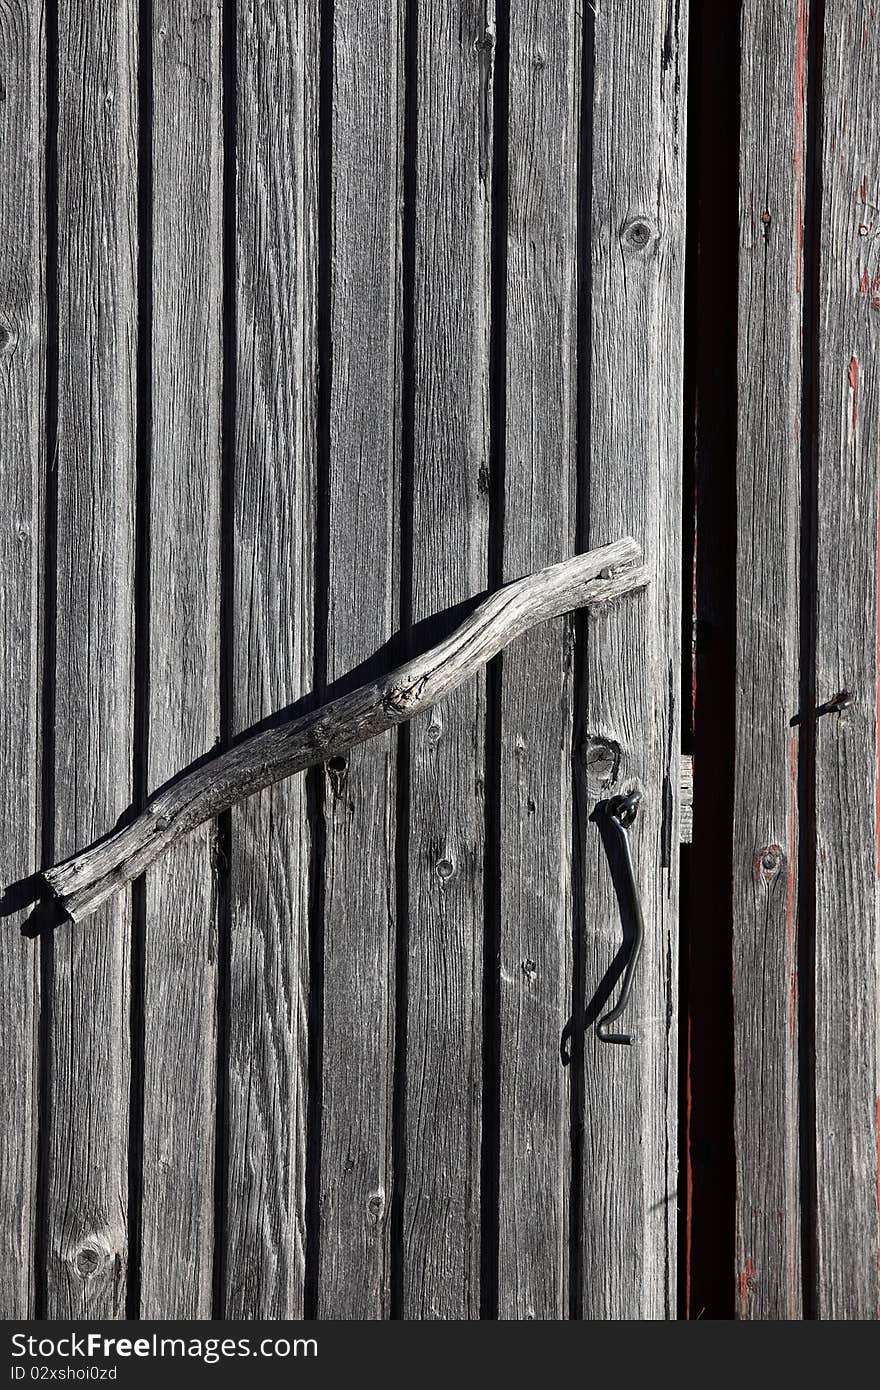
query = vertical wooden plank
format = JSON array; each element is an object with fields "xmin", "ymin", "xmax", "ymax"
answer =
[
  {"xmin": 578, "ymin": 0, "xmax": 686, "ymax": 1319},
  {"xmin": 0, "ymin": 0, "xmax": 42, "ymax": 1320},
  {"xmin": 496, "ymin": 0, "xmax": 578, "ymax": 1320},
  {"xmin": 138, "ymin": 0, "xmax": 223, "ymax": 1317},
  {"xmin": 813, "ymin": 1, "xmax": 880, "ymax": 1319},
  {"xmin": 46, "ymin": 0, "xmax": 137, "ymax": 1317},
  {"xmin": 732, "ymin": 0, "xmax": 806, "ymax": 1321},
  {"xmin": 317, "ymin": 0, "xmax": 401, "ymax": 1318},
  {"xmin": 223, "ymin": 0, "xmax": 317, "ymax": 1318},
  {"xmin": 402, "ymin": 0, "xmax": 491, "ymax": 1320}
]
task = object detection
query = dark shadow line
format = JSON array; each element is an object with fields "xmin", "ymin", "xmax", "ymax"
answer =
[
  {"xmin": 479, "ymin": 0, "xmax": 508, "ymax": 1324},
  {"xmin": 211, "ymin": 0, "xmax": 238, "ymax": 1320},
  {"xmin": 34, "ymin": 0, "xmax": 60, "ymax": 1320},
  {"xmin": 303, "ymin": 0, "xmax": 334, "ymax": 1320},
  {"xmin": 568, "ymin": 0, "xmax": 595, "ymax": 1323},
  {"xmin": 678, "ymin": 0, "xmax": 738, "ymax": 1321},
  {"xmin": 388, "ymin": 0, "xmax": 417, "ymax": 1321},
  {"xmin": 126, "ymin": 0, "xmax": 154, "ymax": 1321},
  {"xmin": 796, "ymin": 0, "xmax": 824, "ymax": 1325}
]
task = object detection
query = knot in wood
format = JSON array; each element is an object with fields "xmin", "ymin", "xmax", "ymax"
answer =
[
  {"xmin": 0, "ymin": 318, "xmax": 17, "ymax": 355},
  {"xmin": 754, "ymin": 843, "xmax": 784, "ymax": 881},
  {"xmin": 582, "ymin": 736, "xmax": 621, "ymax": 794},
  {"xmin": 475, "ymin": 26, "xmax": 495, "ymax": 55},
  {"xmin": 436, "ymin": 856, "xmax": 455, "ymax": 883},
  {"xmin": 620, "ymin": 217, "xmax": 655, "ymax": 252},
  {"xmin": 384, "ymin": 676, "xmax": 427, "ymax": 713},
  {"xmin": 75, "ymin": 1246, "xmax": 102, "ymax": 1276}
]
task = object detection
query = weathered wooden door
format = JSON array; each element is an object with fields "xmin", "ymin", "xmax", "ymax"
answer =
[{"xmin": 0, "ymin": 0, "xmax": 687, "ymax": 1318}]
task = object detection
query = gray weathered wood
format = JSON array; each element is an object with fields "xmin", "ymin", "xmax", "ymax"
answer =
[
  {"xmin": 578, "ymin": 0, "xmax": 686, "ymax": 1319},
  {"xmin": 497, "ymin": 0, "xmax": 579, "ymax": 1320},
  {"xmin": 0, "ymin": 0, "xmax": 42, "ymax": 1320},
  {"xmin": 137, "ymin": 0, "xmax": 223, "ymax": 1319},
  {"xmin": 732, "ymin": 0, "xmax": 806, "ymax": 1321},
  {"xmin": 43, "ymin": 547, "xmax": 647, "ymax": 923},
  {"xmin": 400, "ymin": 0, "xmax": 492, "ymax": 1319},
  {"xmin": 316, "ymin": 0, "xmax": 402, "ymax": 1315},
  {"xmin": 812, "ymin": 3, "xmax": 880, "ymax": 1319},
  {"xmin": 45, "ymin": 0, "xmax": 137, "ymax": 1317},
  {"xmin": 679, "ymin": 755, "xmax": 693, "ymax": 845},
  {"xmin": 223, "ymin": 0, "xmax": 317, "ymax": 1319}
]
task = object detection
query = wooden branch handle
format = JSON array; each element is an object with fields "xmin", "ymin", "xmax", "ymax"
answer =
[{"xmin": 41, "ymin": 539, "xmax": 648, "ymax": 923}]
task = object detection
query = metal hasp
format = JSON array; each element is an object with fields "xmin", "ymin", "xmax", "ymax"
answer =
[{"xmin": 596, "ymin": 789, "xmax": 645, "ymax": 1046}]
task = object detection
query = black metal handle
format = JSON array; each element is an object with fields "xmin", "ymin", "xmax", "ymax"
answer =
[{"xmin": 596, "ymin": 790, "xmax": 644, "ymax": 1046}]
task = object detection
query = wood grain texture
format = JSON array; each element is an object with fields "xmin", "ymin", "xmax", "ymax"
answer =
[
  {"xmin": 400, "ymin": 0, "xmax": 492, "ymax": 1319},
  {"xmin": 138, "ymin": 0, "xmax": 223, "ymax": 1318},
  {"xmin": 577, "ymin": 0, "xmax": 686, "ymax": 1319},
  {"xmin": 497, "ymin": 0, "xmax": 579, "ymax": 1320},
  {"xmin": 45, "ymin": 0, "xmax": 137, "ymax": 1318},
  {"xmin": 222, "ymin": 0, "xmax": 318, "ymax": 1319},
  {"xmin": 732, "ymin": 0, "xmax": 805, "ymax": 1321},
  {"xmin": 0, "ymin": 0, "xmax": 42, "ymax": 1320},
  {"xmin": 316, "ymin": 0, "xmax": 402, "ymax": 1318},
  {"xmin": 812, "ymin": 1, "xmax": 880, "ymax": 1319}
]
